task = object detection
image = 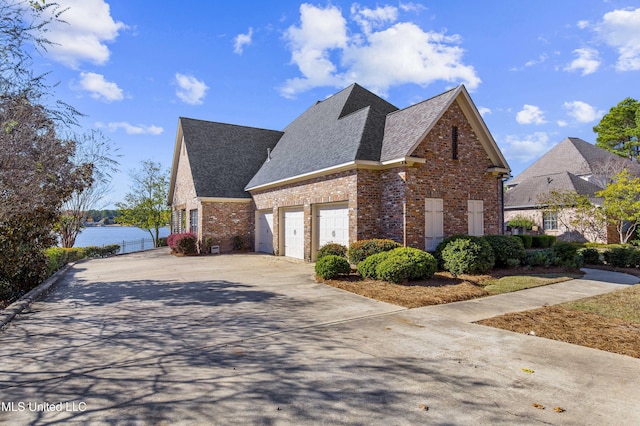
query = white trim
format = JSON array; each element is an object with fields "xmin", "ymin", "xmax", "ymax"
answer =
[{"xmin": 197, "ymin": 197, "xmax": 253, "ymax": 203}]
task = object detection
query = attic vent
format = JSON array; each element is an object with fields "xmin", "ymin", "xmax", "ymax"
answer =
[
  {"xmin": 267, "ymin": 148, "xmax": 272, "ymax": 162},
  {"xmin": 451, "ymin": 126, "xmax": 458, "ymax": 160}
]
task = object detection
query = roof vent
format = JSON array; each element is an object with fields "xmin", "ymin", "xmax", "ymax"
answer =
[{"xmin": 267, "ymin": 148, "xmax": 272, "ymax": 162}]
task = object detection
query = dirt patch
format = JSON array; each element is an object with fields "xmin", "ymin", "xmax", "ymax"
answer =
[
  {"xmin": 477, "ymin": 303, "xmax": 640, "ymax": 358},
  {"xmin": 319, "ymin": 266, "xmax": 579, "ymax": 309}
]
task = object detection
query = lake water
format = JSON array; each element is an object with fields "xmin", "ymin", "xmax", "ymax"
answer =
[{"xmin": 73, "ymin": 226, "xmax": 170, "ymax": 253}]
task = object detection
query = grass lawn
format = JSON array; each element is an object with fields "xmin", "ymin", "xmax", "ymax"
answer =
[{"xmin": 480, "ymin": 273, "xmax": 580, "ymax": 295}]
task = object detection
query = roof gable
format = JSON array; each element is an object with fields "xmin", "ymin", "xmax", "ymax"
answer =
[
  {"xmin": 169, "ymin": 118, "xmax": 283, "ymax": 201},
  {"xmin": 504, "ymin": 171, "xmax": 603, "ymax": 208},
  {"xmin": 245, "ymin": 84, "xmax": 398, "ymax": 190}
]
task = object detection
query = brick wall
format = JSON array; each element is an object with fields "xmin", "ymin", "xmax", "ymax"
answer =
[{"xmin": 201, "ymin": 201, "xmax": 255, "ymax": 253}]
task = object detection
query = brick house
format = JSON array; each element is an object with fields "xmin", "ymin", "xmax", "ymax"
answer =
[
  {"xmin": 168, "ymin": 84, "xmax": 510, "ymax": 260},
  {"xmin": 504, "ymin": 137, "xmax": 640, "ymax": 243}
]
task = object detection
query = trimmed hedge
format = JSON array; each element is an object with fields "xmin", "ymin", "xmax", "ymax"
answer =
[
  {"xmin": 45, "ymin": 244, "xmax": 121, "ymax": 277},
  {"xmin": 357, "ymin": 251, "xmax": 392, "ymax": 279},
  {"xmin": 375, "ymin": 247, "xmax": 437, "ymax": 283},
  {"xmin": 603, "ymin": 246, "xmax": 640, "ymax": 268},
  {"xmin": 524, "ymin": 249, "xmax": 557, "ymax": 267},
  {"xmin": 513, "ymin": 234, "xmax": 532, "ymax": 249},
  {"xmin": 483, "ymin": 235, "xmax": 525, "ymax": 268},
  {"xmin": 531, "ymin": 235, "xmax": 557, "ymax": 248},
  {"xmin": 317, "ymin": 243, "xmax": 348, "ymax": 260},
  {"xmin": 441, "ymin": 238, "xmax": 495, "ymax": 276},
  {"xmin": 552, "ymin": 242, "xmax": 583, "ymax": 268},
  {"xmin": 348, "ymin": 239, "xmax": 401, "ymax": 264},
  {"xmin": 579, "ymin": 247, "xmax": 602, "ymax": 265},
  {"xmin": 315, "ymin": 255, "xmax": 351, "ymax": 279},
  {"xmin": 434, "ymin": 234, "xmax": 476, "ymax": 269}
]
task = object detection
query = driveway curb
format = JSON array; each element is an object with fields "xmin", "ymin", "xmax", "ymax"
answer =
[{"xmin": 0, "ymin": 263, "xmax": 73, "ymax": 329}]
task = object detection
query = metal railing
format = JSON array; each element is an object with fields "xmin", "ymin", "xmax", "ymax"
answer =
[{"xmin": 117, "ymin": 238, "xmax": 158, "ymax": 254}]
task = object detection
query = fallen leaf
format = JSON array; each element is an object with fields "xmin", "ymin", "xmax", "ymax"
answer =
[
  {"xmin": 419, "ymin": 404, "xmax": 429, "ymax": 411},
  {"xmin": 521, "ymin": 368, "xmax": 535, "ymax": 374},
  {"xmin": 554, "ymin": 407, "xmax": 565, "ymax": 413},
  {"xmin": 532, "ymin": 403, "xmax": 545, "ymax": 410}
]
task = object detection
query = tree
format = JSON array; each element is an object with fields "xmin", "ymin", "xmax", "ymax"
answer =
[
  {"xmin": 116, "ymin": 160, "xmax": 170, "ymax": 247},
  {"xmin": 0, "ymin": 95, "xmax": 92, "ymax": 293},
  {"xmin": 594, "ymin": 98, "xmax": 640, "ymax": 160},
  {"xmin": 58, "ymin": 130, "xmax": 120, "ymax": 248},
  {"xmin": 537, "ymin": 190, "xmax": 606, "ymax": 243},
  {"xmin": 595, "ymin": 170, "xmax": 640, "ymax": 244}
]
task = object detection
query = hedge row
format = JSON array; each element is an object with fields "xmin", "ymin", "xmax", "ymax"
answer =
[{"xmin": 45, "ymin": 245, "xmax": 120, "ymax": 277}]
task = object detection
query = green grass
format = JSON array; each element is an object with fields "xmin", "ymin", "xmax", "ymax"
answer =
[
  {"xmin": 481, "ymin": 274, "xmax": 580, "ymax": 295},
  {"xmin": 563, "ymin": 284, "xmax": 640, "ymax": 323}
]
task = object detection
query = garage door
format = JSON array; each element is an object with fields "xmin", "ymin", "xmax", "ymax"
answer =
[
  {"xmin": 283, "ymin": 209, "xmax": 304, "ymax": 259},
  {"xmin": 317, "ymin": 204, "xmax": 349, "ymax": 249},
  {"xmin": 256, "ymin": 211, "xmax": 274, "ymax": 254}
]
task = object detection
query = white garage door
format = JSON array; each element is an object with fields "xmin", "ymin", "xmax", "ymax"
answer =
[
  {"xmin": 317, "ymin": 204, "xmax": 349, "ymax": 249},
  {"xmin": 256, "ymin": 211, "xmax": 274, "ymax": 254},
  {"xmin": 283, "ymin": 209, "xmax": 304, "ymax": 259}
]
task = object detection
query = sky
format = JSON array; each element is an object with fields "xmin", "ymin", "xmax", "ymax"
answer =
[{"xmin": 27, "ymin": 0, "xmax": 640, "ymax": 208}]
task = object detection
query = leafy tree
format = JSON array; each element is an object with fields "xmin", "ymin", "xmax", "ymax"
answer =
[
  {"xmin": 594, "ymin": 98, "xmax": 640, "ymax": 160},
  {"xmin": 58, "ymin": 130, "xmax": 120, "ymax": 248},
  {"xmin": 596, "ymin": 170, "xmax": 640, "ymax": 244},
  {"xmin": 537, "ymin": 190, "xmax": 605, "ymax": 242},
  {"xmin": 116, "ymin": 160, "xmax": 170, "ymax": 247}
]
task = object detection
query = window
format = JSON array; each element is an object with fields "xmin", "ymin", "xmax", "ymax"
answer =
[
  {"xmin": 189, "ymin": 209, "xmax": 198, "ymax": 235},
  {"xmin": 543, "ymin": 211, "xmax": 558, "ymax": 230},
  {"xmin": 451, "ymin": 126, "xmax": 458, "ymax": 160}
]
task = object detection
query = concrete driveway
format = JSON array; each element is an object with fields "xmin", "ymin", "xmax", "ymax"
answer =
[{"xmin": 0, "ymin": 250, "xmax": 638, "ymax": 425}]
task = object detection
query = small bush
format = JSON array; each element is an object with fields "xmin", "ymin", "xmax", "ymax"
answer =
[
  {"xmin": 483, "ymin": 235, "xmax": 525, "ymax": 268},
  {"xmin": 356, "ymin": 251, "xmax": 392, "ymax": 279},
  {"xmin": 513, "ymin": 234, "xmax": 532, "ymax": 249},
  {"xmin": 348, "ymin": 239, "xmax": 401, "ymax": 264},
  {"xmin": 508, "ymin": 215, "xmax": 536, "ymax": 230},
  {"xmin": 580, "ymin": 248, "xmax": 602, "ymax": 265},
  {"xmin": 434, "ymin": 235, "xmax": 476, "ymax": 269},
  {"xmin": 524, "ymin": 249, "xmax": 557, "ymax": 267},
  {"xmin": 375, "ymin": 248, "xmax": 437, "ymax": 283},
  {"xmin": 157, "ymin": 237, "xmax": 168, "ymax": 247},
  {"xmin": 603, "ymin": 246, "xmax": 639, "ymax": 268},
  {"xmin": 441, "ymin": 238, "xmax": 495, "ymax": 277},
  {"xmin": 317, "ymin": 243, "xmax": 348, "ymax": 260},
  {"xmin": 315, "ymin": 255, "xmax": 351, "ymax": 279},
  {"xmin": 45, "ymin": 247, "xmax": 86, "ymax": 276},
  {"xmin": 168, "ymin": 233, "xmax": 198, "ymax": 254},
  {"xmin": 531, "ymin": 235, "xmax": 556, "ymax": 248},
  {"xmin": 232, "ymin": 235, "xmax": 249, "ymax": 251},
  {"xmin": 553, "ymin": 242, "xmax": 583, "ymax": 268}
]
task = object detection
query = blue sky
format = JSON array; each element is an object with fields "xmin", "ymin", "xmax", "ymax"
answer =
[{"xmin": 31, "ymin": 0, "xmax": 640, "ymax": 207}]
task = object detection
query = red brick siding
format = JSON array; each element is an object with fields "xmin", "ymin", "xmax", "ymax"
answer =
[{"xmin": 201, "ymin": 201, "xmax": 255, "ymax": 253}]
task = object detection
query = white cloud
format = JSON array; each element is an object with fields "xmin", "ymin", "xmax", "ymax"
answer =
[
  {"xmin": 98, "ymin": 121, "xmax": 164, "ymax": 135},
  {"xmin": 503, "ymin": 132, "xmax": 552, "ymax": 162},
  {"xmin": 577, "ymin": 20, "xmax": 590, "ymax": 30},
  {"xmin": 564, "ymin": 48, "xmax": 600, "ymax": 75},
  {"xmin": 516, "ymin": 105, "xmax": 546, "ymax": 125},
  {"xmin": 175, "ymin": 73, "xmax": 209, "ymax": 105},
  {"xmin": 78, "ymin": 72, "xmax": 123, "ymax": 102},
  {"xmin": 399, "ymin": 2, "xmax": 427, "ymax": 13},
  {"xmin": 44, "ymin": 0, "xmax": 126, "ymax": 68},
  {"xmin": 350, "ymin": 4, "xmax": 398, "ymax": 35},
  {"xmin": 234, "ymin": 27, "xmax": 253, "ymax": 55},
  {"xmin": 596, "ymin": 8, "xmax": 640, "ymax": 71},
  {"xmin": 478, "ymin": 107, "xmax": 491, "ymax": 116},
  {"xmin": 280, "ymin": 3, "xmax": 480, "ymax": 98},
  {"xmin": 563, "ymin": 100, "xmax": 604, "ymax": 123}
]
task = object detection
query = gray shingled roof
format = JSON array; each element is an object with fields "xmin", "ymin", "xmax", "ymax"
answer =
[
  {"xmin": 180, "ymin": 118, "xmax": 283, "ymax": 198},
  {"xmin": 504, "ymin": 171, "xmax": 603, "ymax": 208},
  {"xmin": 509, "ymin": 137, "xmax": 639, "ymax": 185},
  {"xmin": 380, "ymin": 86, "xmax": 459, "ymax": 162},
  {"xmin": 245, "ymin": 84, "xmax": 398, "ymax": 189}
]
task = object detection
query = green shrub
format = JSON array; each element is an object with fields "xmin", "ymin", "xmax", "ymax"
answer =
[
  {"xmin": 168, "ymin": 233, "xmax": 198, "ymax": 255},
  {"xmin": 603, "ymin": 246, "xmax": 639, "ymax": 268},
  {"xmin": 483, "ymin": 235, "xmax": 525, "ymax": 268},
  {"xmin": 524, "ymin": 249, "xmax": 558, "ymax": 267},
  {"xmin": 356, "ymin": 251, "xmax": 392, "ymax": 279},
  {"xmin": 513, "ymin": 234, "xmax": 532, "ymax": 249},
  {"xmin": 45, "ymin": 247, "xmax": 87, "ymax": 276},
  {"xmin": 553, "ymin": 242, "xmax": 583, "ymax": 268},
  {"xmin": 441, "ymin": 238, "xmax": 495, "ymax": 277},
  {"xmin": 348, "ymin": 239, "xmax": 401, "ymax": 264},
  {"xmin": 317, "ymin": 243, "xmax": 348, "ymax": 260},
  {"xmin": 0, "ymin": 280, "xmax": 15, "ymax": 302},
  {"xmin": 157, "ymin": 237, "xmax": 168, "ymax": 247},
  {"xmin": 508, "ymin": 215, "xmax": 536, "ymax": 230},
  {"xmin": 315, "ymin": 255, "xmax": 351, "ymax": 279},
  {"xmin": 580, "ymin": 248, "xmax": 602, "ymax": 265},
  {"xmin": 434, "ymin": 234, "xmax": 476, "ymax": 269},
  {"xmin": 531, "ymin": 235, "xmax": 556, "ymax": 248},
  {"xmin": 375, "ymin": 248, "xmax": 437, "ymax": 283}
]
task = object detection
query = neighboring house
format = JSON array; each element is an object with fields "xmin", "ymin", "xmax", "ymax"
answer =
[
  {"xmin": 169, "ymin": 84, "xmax": 510, "ymax": 260},
  {"xmin": 504, "ymin": 137, "xmax": 640, "ymax": 242}
]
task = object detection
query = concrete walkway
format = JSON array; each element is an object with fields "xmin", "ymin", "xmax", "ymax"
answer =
[{"xmin": 0, "ymin": 251, "xmax": 638, "ymax": 425}]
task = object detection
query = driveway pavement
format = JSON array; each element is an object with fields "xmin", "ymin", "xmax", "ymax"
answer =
[{"xmin": 0, "ymin": 250, "xmax": 638, "ymax": 425}]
